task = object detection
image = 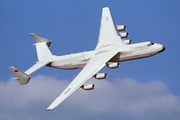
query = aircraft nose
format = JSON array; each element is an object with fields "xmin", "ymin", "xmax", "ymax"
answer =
[{"xmin": 159, "ymin": 45, "xmax": 166, "ymax": 53}]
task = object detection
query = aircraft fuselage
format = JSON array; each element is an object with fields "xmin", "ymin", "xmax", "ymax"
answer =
[{"xmin": 48, "ymin": 41, "xmax": 165, "ymax": 69}]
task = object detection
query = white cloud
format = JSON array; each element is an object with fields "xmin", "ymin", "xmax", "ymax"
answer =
[
  {"xmin": 0, "ymin": 75, "xmax": 180, "ymax": 120},
  {"xmin": 0, "ymin": 75, "xmax": 69, "ymax": 108}
]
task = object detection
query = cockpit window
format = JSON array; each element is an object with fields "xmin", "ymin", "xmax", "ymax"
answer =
[{"xmin": 147, "ymin": 42, "xmax": 154, "ymax": 46}]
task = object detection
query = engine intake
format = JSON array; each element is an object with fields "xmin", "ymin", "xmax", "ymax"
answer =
[
  {"xmin": 94, "ymin": 73, "xmax": 107, "ymax": 79},
  {"xmin": 107, "ymin": 62, "xmax": 119, "ymax": 69},
  {"xmin": 116, "ymin": 25, "xmax": 126, "ymax": 31},
  {"xmin": 81, "ymin": 84, "xmax": 95, "ymax": 90},
  {"xmin": 120, "ymin": 32, "xmax": 129, "ymax": 38},
  {"xmin": 122, "ymin": 40, "xmax": 132, "ymax": 45}
]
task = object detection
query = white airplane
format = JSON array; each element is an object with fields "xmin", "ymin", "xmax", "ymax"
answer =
[{"xmin": 9, "ymin": 7, "xmax": 165, "ymax": 111}]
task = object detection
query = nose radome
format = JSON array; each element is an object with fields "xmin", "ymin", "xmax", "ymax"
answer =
[{"xmin": 159, "ymin": 45, "xmax": 166, "ymax": 53}]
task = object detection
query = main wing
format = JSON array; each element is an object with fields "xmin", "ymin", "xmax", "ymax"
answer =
[
  {"xmin": 46, "ymin": 47, "xmax": 119, "ymax": 111},
  {"xmin": 46, "ymin": 7, "xmax": 124, "ymax": 111},
  {"xmin": 95, "ymin": 7, "xmax": 124, "ymax": 49}
]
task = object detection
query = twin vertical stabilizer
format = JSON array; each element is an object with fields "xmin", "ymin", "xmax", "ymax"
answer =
[{"xmin": 9, "ymin": 67, "xmax": 31, "ymax": 85}]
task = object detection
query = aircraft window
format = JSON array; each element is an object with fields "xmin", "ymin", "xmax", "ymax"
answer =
[{"xmin": 147, "ymin": 42, "xmax": 154, "ymax": 46}]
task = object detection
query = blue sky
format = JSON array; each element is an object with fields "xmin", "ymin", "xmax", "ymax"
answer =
[{"xmin": 1, "ymin": 0, "xmax": 180, "ymax": 120}]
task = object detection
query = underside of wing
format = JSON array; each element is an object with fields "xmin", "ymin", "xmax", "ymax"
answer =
[
  {"xmin": 95, "ymin": 7, "xmax": 124, "ymax": 49},
  {"xmin": 46, "ymin": 47, "xmax": 120, "ymax": 111}
]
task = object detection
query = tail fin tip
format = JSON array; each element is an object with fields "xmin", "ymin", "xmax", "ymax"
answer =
[
  {"xmin": 9, "ymin": 66, "xmax": 31, "ymax": 85},
  {"xmin": 29, "ymin": 33, "xmax": 52, "ymax": 47}
]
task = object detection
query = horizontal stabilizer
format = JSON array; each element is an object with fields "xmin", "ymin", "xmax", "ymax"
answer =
[
  {"xmin": 30, "ymin": 33, "xmax": 52, "ymax": 47},
  {"xmin": 9, "ymin": 67, "xmax": 31, "ymax": 85},
  {"xmin": 24, "ymin": 60, "xmax": 51, "ymax": 75}
]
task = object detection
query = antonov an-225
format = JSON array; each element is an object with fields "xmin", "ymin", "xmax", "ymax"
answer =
[{"xmin": 9, "ymin": 7, "xmax": 165, "ymax": 111}]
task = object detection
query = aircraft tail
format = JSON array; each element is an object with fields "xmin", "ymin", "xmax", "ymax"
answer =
[
  {"xmin": 30, "ymin": 33, "xmax": 53, "ymax": 60},
  {"xmin": 9, "ymin": 67, "xmax": 31, "ymax": 85},
  {"xmin": 9, "ymin": 33, "xmax": 54, "ymax": 85}
]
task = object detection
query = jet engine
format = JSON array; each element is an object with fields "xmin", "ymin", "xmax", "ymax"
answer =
[
  {"xmin": 81, "ymin": 84, "xmax": 95, "ymax": 90},
  {"xmin": 122, "ymin": 40, "xmax": 132, "ymax": 45},
  {"xmin": 119, "ymin": 32, "xmax": 129, "ymax": 38},
  {"xmin": 116, "ymin": 25, "xmax": 126, "ymax": 31},
  {"xmin": 94, "ymin": 73, "xmax": 107, "ymax": 79},
  {"xmin": 107, "ymin": 62, "xmax": 119, "ymax": 69}
]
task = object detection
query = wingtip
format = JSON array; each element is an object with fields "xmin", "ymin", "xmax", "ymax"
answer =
[
  {"xmin": 29, "ymin": 33, "xmax": 35, "ymax": 35},
  {"xmin": 46, "ymin": 109, "xmax": 51, "ymax": 111},
  {"xmin": 103, "ymin": 7, "xmax": 109, "ymax": 8}
]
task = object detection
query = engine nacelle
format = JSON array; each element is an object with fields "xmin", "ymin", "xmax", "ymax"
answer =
[
  {"xmin": 120, "ymin": 32, "xmax": 129, "ymax": 38},
  {"xmin": 116, "ymin": 25, "xmax": 126, "ymax": 31},
  {"xmin": 81, "ymin": 84, "xmax": 95, "ymax": 90},
  {"xmin": 122, "ymin": 40, "xmax": 132, "ymax": 45},
  {"xmin": 94, "ymin": 73, "xmax": 107, "ymax": 79},
  {"xmin": 107, "ymin": 62, "xmax": 119, "ymax": 69}
]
